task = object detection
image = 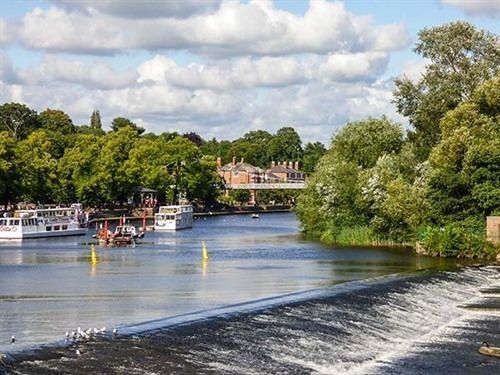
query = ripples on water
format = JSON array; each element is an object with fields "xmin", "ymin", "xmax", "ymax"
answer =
[
  {"xmin": 1, "ymin": 213, "xmax": 498, "ymax": 374},
  {"xmin": 2, "ymin": 266, "xmax": 499, "ymax": 374}
]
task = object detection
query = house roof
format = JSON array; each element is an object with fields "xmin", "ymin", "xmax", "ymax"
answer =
[
  {"xmin": 267, "ymin": 164, "xmax": 302, "ymax": 174},
  {"xmin": 220, "ymin": 162, "xmax": 263, "ymax": 173}
]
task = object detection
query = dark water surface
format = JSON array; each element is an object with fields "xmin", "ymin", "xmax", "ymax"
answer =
[{"xmin": 1, "ymin": 213, "xmax": 498, "ymax": 374}]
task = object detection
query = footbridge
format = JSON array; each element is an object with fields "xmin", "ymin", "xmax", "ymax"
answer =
[{"xmin": 224, "ymin": 182, "xmax": 306, "ymax": 190}]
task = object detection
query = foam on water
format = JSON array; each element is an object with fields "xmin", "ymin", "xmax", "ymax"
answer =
[{"xmin": 2, "ymin": 266, "xmax": 499, "ymax": 374}]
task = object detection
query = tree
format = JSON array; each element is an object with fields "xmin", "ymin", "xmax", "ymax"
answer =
[
  {"xmin": 16, "ymin": 130, "xmax": 59, "ymax": 203},
  {"xmin": 0, "ymin": 103, "xmax": 41, "ymax": 140},
  {"xmin": 39, "ymin": 109, "xmax": 75, "ymax": 135},
  {"xmin": 426, "ymin": 76, "xmax": 500, "ymax": 223},
  {"xmin": 111, "ymin": 117, "xmax": 145, "ymax": 135},
  {"xmin": 331, "ymin": 117, "xmax": 403, "ymax": 169},
  {"xmin": 394, "ymin": 22, "xmax": 500, "ymax": 159},
  {"xmin": 90, "ymin": 110, "xmax": 102, "ymax": 129},
  {"xmin": 295, "ymin": 117, "xmax": 406, "ymax": 243},
  {"xmin": 182, "ymin": 132, "xmax": 203, "ymax": 147},
  {"xmin": 267, "ymin": 127, "xmax": 303, "ymax": 163},
  {"xmin": 302, "ymin": 141, "xmax": 326, "ymax": 173},
  {"xmin": 0, "ymin": 131, "xmax": 20, "ymax": 209}
]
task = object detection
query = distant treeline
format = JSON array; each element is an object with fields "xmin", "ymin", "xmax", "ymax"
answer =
[
  {"xmin": 295, "ymin": 22, "xmax": 500, "ymax": 258},
  {"xmin": 0, "ymin": 106, "xmax": 326, "ymax": 209}
]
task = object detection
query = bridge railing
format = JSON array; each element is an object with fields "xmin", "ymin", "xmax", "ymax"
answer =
[{"xmin": 224, "ymin": 182, "xmax": 306, "ymax": 190}]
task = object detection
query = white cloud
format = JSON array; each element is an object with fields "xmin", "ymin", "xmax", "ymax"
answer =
[
  {"xmin": 17, "ymin": 55, "xmax": 138, "ymax": 89},
  {"xmin": 0, "ymin": 54, "xmax": 16, "ymax": 83},
  {"xmin": 136, "ymin": 52, "xmax": 389, "ymax": 91},
  {"xmin": 399, "ymin": 59, "xmax": 429, "ymax": 82},
  {"xmin": 0, "ymin": 19, "xmax": 10, "ymax": 45},
  {"xmin": 52, "ymin": 0, "xmax": 222, "ymax": 19},
  {"xmin": 20, "ymin": 0, "xmax": 410, "ymax": 56},
  {"xmin": 442, "ymin": 0, "xmax": 500, "ymax": 17}
]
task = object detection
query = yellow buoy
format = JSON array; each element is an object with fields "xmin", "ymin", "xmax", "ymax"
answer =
[
  {"xmin": 90, "ymin": 244, "xmax": 98, "ymax": 265},
  {"xmin": 201, "ymin": 241, "xmax": 209, "ymax": 260}
]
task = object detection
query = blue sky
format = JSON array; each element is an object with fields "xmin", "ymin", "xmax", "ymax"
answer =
[{"xmin": 0, "ymin": 0, "xmax": 498, "ymax": 143}]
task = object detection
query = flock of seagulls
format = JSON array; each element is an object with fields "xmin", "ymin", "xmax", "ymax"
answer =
[
  {"xmin": 9, "ymin": 327, "xmax": 119, "ymax": 357},
  {"xmin": 64, "ymin": 326, "xmax": 115, "ymax": 342}
]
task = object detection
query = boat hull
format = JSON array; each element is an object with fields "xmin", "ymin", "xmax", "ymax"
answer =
[{"xmin": 0, "ymin": 228, "xmax": 88, "ymax": 240}]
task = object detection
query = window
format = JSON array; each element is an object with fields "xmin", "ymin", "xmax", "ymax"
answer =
[
  {"xmin": 54, "ymin": 225, "xmax": 60, "ymax": 231},
  {"xmin": 46, "ymin": 226, "xmax": 52, "ymax": 231},
  {"xmin": 62, "ymin": 225, "xmax": 68, "ymax": 230}
]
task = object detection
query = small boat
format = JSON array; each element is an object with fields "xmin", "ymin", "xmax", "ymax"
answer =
[
  {"xmin": 154, "ymin": 205, "xmax": 193, "ymax": 230},
  {"xmin": 251, "ymin": 213, "xmax": 260, "ymax": 219},
  {"xmin": 94, "ymin": 225, "xmax": 144, "ymax": 246},
  {"xmin": 479, "ymin": 342, "xmax": 500, "ymax": 358}
]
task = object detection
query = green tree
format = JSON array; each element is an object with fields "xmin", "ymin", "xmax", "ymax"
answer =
[
  {"xmin": 90, "ymin": 110, "xmax": 102, "ymax": 129},
  {"xmin": 0, "ymin": 131, "xmax": 20, "ymax": 208},
  {"xmin": 39, "ymin": 109, "xmax": 75, "ymax": 135},
  {"xmin": 16, "ymin": 130, "xmax": 59, "ymax": 203},
  {"xmin": 331, "ymin": 117, "xmax": 403, "ymax": 169},
  {"xmin": 296, "ymin": 117, "xmax": 405, "ymax": 243},
  {"xmin": 394, "ymin": 21, "xmax": 500, "ymax": 159},
  {"xmin": 0, "ymin": 103, "xmax": 41, "ymax": 140},
  {"xmin": 426, "ymin": 75, "xmax": 500, "ymax": 223},
  {"xmin": 267, "ymin": 127, "xmax": 303, "ymax": 163},
  {"xmin": 111, "ymin": 117, "xmax": 145, "ymax": 135},
  {"xmin": 302, "ymin": 141, "xmax": 326, "ymax": 173}
]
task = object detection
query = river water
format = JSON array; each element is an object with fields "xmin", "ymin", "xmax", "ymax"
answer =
[{"xmin": 1, "ymin": 213, "xmax": 499, "ymax": 374}]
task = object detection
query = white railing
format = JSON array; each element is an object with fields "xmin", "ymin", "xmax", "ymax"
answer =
[{"xmin": 225, "ymin": 182, "xmax": 306, "ymax": 190}]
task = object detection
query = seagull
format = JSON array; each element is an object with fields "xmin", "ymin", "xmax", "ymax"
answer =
[
  {"xmin": 112, "ymin": 328, "xmax": 118, "ymax": 335},
  {"xmin": 65, "ymin": 331, "xmax": 70, "ymax": 338},
  {"xmin": 76, "ymin": 349, "xmax": 81, "ymax": 356},
  {"xmin": 10, "ymin": 336, "xmax": 15, "ymax": 344}
]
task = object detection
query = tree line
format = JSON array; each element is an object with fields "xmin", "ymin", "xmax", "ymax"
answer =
[
  {"xmin": 295, "ymin": 22, "xmax": 500, "ymax": 258},
  {"xmin": 0, "ymin": 105, "xmax": 326, "ymax": 209}
]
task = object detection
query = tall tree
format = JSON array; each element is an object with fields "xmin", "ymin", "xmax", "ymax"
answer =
[
  {"xmin": 394, "ymin": 21, "xmax": 500, "ymax": 159},
  {"xmin": 267, "ymin": 127, "xmax": 303, "ymax": 163},
  {"xmin": 90, "ymin": 110, "xmax": 102, "ymax": 129},
  {"xmin": 0, "ymin": 103, "xmax": 41, "ymax": 140},
  {"xmin": 426, "ymin": 76, "xmax": 500, "ymax": 224}
]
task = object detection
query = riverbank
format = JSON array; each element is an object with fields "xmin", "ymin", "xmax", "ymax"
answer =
[
  {"xmin": 2, "ymin": 266, "xmax": 498, "ymax": 374},
  {"xmin": 88, "ymin": 205, "xmax": 292, "ymax": 223}
]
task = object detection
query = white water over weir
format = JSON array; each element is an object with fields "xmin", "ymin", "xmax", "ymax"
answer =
[{"xmin": 2, "ymin": 266, "xmax": 500, "ymax": 374}]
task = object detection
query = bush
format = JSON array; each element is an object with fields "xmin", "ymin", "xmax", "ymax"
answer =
[{"xmin": 420, "ymin": 218, "xmax": 497, "ymax": 259}]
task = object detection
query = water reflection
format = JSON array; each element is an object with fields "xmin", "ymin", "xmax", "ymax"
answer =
[{"xmin": 0, "ymin": 213, "xmax": 459, "ymax": 352}]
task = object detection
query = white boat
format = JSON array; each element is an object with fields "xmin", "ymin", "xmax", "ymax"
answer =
[
  {"xmin": 251, "ymin": 213, "xmax": 260, "ymax": 219},
  {"xmin": 154, "ymin": 205, "xmax": 193, "ymax": 230},
  {"xmin": 0, "ymin": 204, "xmax": 88, "ymax": 240}
]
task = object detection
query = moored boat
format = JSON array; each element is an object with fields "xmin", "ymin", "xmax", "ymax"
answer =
[
  {"xmin": 154, "ymin": 205, "xmax": 193, "ymax": 230},
  {"xmin": 94, "ymin": 224, "xmax": 144, "ymax": 246},
  {"xmin": 0, "ymin": 204, "xmax": 87, "ymax": 240}
]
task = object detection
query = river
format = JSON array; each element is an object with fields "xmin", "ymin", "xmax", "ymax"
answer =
[{"xmin": 0, "ymin": 212, "xmax": 499, "ymax": 374}]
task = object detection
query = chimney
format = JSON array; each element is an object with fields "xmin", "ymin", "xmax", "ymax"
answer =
[
  {"xmin": 241, "ymin": 157, "xmax": 244, "ymax": 163},
  {"xmin": 216, "ymin": 157, "xmax": 221, "ymax": 168},
  {"xmin": 283, "ymin": 161, "xmax": 286, "ymax": 167},
  {"xmin": 271, "ymin": 161, "xmax": 275, "ymax": 167},
  {"xmin": 287, "ymin": 161, "xmax": 292, "ymax": 169},
  {"xmin": 294, "ymin": 161, "xmax": 299, "ymax": 170},
  {"xmin": 232, "ymin": 156, "xmax": 236, "ymax": 166}
]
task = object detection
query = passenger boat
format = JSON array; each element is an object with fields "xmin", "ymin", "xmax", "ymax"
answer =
[
  {"xmin": 154, "ymin": 205, "xmax": 193, "ymax": 230},
  {"xmin": 0, "ymin": 204, "xmax": 88, "ymax": 240},
  {"xmin": 251, "ymin": 213, "xmax": 260, "ymax": 219}
]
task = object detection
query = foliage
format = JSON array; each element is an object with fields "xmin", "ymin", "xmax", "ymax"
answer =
[
  {"xmin": 90, "ymin": 110, "xmax": 102, "ymax": 129},
  {"xmin": 111, "ymin": 117, "xmax": 145, "ymax": 135},
  {"xmin": 0, "ymin": 131, "xmax": 20, "ymax": 208},
  {"xmin": 394, "ymin": 21, "xmax": 500, "ymax": 159},
  {"xmin": 426, "ymin": 76, "xmax": 500, "ymax": 224},
  {"xmin": 0, "ymin": 103, "xmax": 41, "ymax": 140},
  {"xmin": 302, "ymin": 141, "xmax": 326, "ymax": 173}
]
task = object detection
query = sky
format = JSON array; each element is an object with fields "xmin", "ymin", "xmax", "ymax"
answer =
[{"xmin": 0, "ymin": 0, "xmax": 499, "ymax": 144}]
